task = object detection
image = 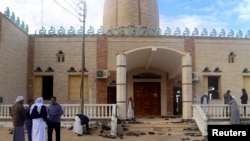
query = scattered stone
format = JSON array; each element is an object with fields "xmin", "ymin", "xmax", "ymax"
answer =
[
  {"xmin": 121, "ymin": 124, "xmax": 126, "ymax": 127},
  {"xmin": 68, "ymin": 126, "xmax": 73, "ymax": 130},
  {"xmin": 123, "ymin": 127, "xmax": 129, "ymax": 131},
  {"xmin": 148, "ymin": 131, "xmax": 155, "ymax": 135},
  {"xmin": 126, "ymin": 131, "xmax": 139, "ymax": 136},
  {"xmin": 92, "ymin": 117, "xmax": 204, "ymax": 140},
  {"xmin": 158, "ymin": 133, "xmax": 164, "ymax": 135}
]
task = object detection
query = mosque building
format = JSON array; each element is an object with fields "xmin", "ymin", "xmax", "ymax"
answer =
[{"xmin": 1, "ymin": 0, "xmax": 250, "ymax": 120}]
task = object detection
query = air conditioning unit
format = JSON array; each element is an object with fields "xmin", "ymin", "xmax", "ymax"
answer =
[
  {"xmin": 192, "ymin": 72, "xmax": 199, "ymax": 82},
  {"xmin": 96, "ymin": 69, "xmax": 109, "ymax": 79}
]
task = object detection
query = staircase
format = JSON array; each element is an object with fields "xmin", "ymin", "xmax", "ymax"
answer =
[{"xmin": 119, "ymin": 117, "xmax": 203, "ymax": 137}]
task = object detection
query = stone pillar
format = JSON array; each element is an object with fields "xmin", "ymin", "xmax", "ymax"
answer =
[
  {"xmin": 182, "ymin": 53, "xmax": 193, "ymax": 119},
  {"xmin": 116, "ymin": 53, "xmax": 127, "ymax": 119}
]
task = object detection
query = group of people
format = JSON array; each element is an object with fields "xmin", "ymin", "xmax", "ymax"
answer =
[
  {"xmin": 224, "ymin": 89, "xmax": 249, "ymax": 124},
  {"xmin": 200, "ymin": 88, "xmax": 248, "ymax": 125},
  {"xmin": 11, "ymin": 96, "xmax": 64, "ymax": 141}
]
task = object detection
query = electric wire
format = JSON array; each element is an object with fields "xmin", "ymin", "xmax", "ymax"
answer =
[
  {"xmin": 53, "ymin": 0, "xmax": 79, "ymax": 19},
  {"xmin": 64, "ymin": 0, "xmax": 77, "ymax": 11}
]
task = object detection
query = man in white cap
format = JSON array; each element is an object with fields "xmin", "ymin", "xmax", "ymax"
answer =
[{"xmin": 11, "ymin": 96, "xmax": 26, "ymax": 141}]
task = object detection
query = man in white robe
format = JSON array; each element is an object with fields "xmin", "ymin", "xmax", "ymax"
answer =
[
  {"xmin": 229, "ymin": 96, "xmax": 240, "ymax": 125},
  {"xmin": 127, "ymin": 96, "xmax": 134, "ymax": 120},
  {"xmin": 73, "ymin": 114, "xmax": 90, "ymax": 136},
  {"xmin": 30, "ymin": 97, "xmax": 48, "ymax": 141},
  {"xmin": 200, "ymin": 93, "xmax": 209, "ymax": 114}
]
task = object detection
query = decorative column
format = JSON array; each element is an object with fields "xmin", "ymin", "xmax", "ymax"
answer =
[
  {"xmin": 181, "ymin": 53, "xmax": 193, "ymax": 119},
  {"xmin": 116, "ymin": 53, "xmax": 127, "ymax": 119}
]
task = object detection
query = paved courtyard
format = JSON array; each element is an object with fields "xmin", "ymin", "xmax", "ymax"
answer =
[{"xmin": 0, "ymin": 126, "xmax": 206, "ymax": 141}]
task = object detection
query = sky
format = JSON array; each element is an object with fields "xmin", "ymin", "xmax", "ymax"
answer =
[{"xmin": 1, "ymin": 0, "xmax": 250, "ymax": 35}]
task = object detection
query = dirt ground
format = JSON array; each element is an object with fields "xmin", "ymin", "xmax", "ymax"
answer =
[{"xmin": 0, "ymin": 126, "xmax": 206, "ymax": 141}]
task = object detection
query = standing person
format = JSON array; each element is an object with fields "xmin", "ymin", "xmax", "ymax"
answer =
[
  {"xmin": 240, "ymin": 88, "xmax": 248, "ymax": 116},
  {"xmin": 224, "ymin": 90, "xmax": 232, "ymax": 104},
  {"xmin": 11, "ymin": 96, "xmax": 26, "ymax": 141},
  {"xmin": 30, "ymin": 97, "xmax": 48, "ymax": 141},
  {"xmin": 201, "ymin": 93, "xmax": 209, "ymax": 104},
  {"xmin": 47, "ymin": 96, "xmax": 64, "ymax": 141},
  {"xmin": 72, "ymin": 114, "xmax": 91, "ymax": 136},
  {"xmin": 200, "ymin": 93, "xmax": 209, "ymax": 114},
  {"xmin": 224, "ymin": 90, "xmax": 232, "ymax": 116},
  {"xmin": 25, "ymin": 99, "xmax": 34, "ymax": 141},
  {"xmin": 127, "ymin": 96, "xmax": 135, "ymax": 121},
  {"xmin": 193, "ymin": 94, "xmax": 200, "ymax": 104},
  {"xmin": 228, "ymin": 96, "xmax": 240, "ymax": 125}
]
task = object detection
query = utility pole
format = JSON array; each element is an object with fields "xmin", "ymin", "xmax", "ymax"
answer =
[
  {"xmin": 78, "ymin": 0, "xmax": 87, "ymax": 115},
  {"xmin": 53, "ymin": 0, "xmax": 87, "ymax": 115}
]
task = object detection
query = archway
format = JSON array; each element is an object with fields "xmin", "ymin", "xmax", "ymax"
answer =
[{"xmin": 116, "ymin": 46, "xmax": 192, "ymax": 120}]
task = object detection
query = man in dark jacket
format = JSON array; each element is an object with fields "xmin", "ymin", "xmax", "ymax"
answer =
[
  {"xmin": 224, "ymin": 90, "xmax": 232, "ymax": 116},
  {"xmin": 11, "ymin": 96, "xmax": 26, "ymax": 141},
  {"xmin": 73, "ymin": 114, "xmax": 91, "ymax": 136},
  {"xmin": 25, "ymin": 99, "xmax": 34, "ymax": 141},
  {"xmin": 240, "ymin": 88, "xmax": 248, "ymax": 115},
  {"xmin": 224, "ymin": 90, "xmax": 232, "ymax": 104}
]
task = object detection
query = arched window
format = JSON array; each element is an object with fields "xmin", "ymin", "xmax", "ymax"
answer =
[{"xmin": 56, "ymin": 50, "xmax": 65, "ymax": 62}]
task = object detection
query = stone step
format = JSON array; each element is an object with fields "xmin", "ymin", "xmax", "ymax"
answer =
[{"xmin": 119, "ymin": 118, "xmax": 202, "ymax": 136}]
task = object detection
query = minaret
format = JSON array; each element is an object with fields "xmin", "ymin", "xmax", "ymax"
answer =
[{"xmin": 103, "ymin": 0, "xmax": 159, "ymax": 33}]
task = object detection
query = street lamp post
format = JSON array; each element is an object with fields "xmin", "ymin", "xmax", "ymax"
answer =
[{"xmin": 78, "ymin": 0, "xmax": 87, "ymax": 115}]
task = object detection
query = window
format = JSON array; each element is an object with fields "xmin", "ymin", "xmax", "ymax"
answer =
[
  {"xmin": 34, "ymin": 76, "xmax": 53, "ymax": 100},
  {"xmin": 42, "ymin": 76, "xmax": 53, "ymax": 100},
  {"xmin": 68, "ymin": 75, "xmax": 88, "ymax": 101},
  {"xmin": 57, "ymin": 50, "xmax": 65, "ymax": 62},
  {"xmin": 203, "ymin": 76, "xmax": 221, "ymax": 99},
  {"xmin": 133, "ymin": 73, "xmax": 161, "ymax": 79}
]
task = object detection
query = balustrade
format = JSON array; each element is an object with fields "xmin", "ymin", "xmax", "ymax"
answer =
[{"xmin": 0, "ymin": 104, "xmax": 116, "ymax": 120}]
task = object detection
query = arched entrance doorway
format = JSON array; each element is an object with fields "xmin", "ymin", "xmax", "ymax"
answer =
[{"xmin": 116, "ymin": 46, "xmax": 192, "ymax": 120}]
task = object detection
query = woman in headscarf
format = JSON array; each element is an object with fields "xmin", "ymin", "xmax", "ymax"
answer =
[{"xmin": 30, "ymin": 97, "xmax": 48, "ymax": 141}]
